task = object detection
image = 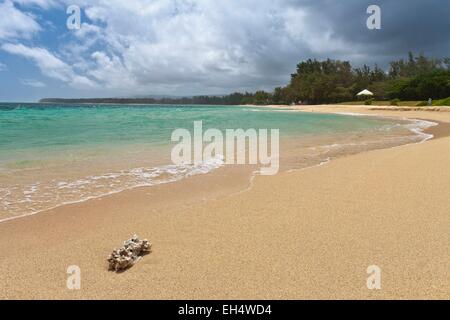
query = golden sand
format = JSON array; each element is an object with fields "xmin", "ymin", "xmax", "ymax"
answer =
[{"xmin": 0, "ymin": 105, "xmax": 449, "ymax": 299}]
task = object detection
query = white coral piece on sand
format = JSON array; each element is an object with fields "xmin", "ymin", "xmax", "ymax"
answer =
[{"xmin": 107, "ymin": 235, "xmax": 152, "ymax": 272}]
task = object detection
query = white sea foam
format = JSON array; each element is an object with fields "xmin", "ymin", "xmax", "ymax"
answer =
[
  {"xmin": 0, "ymin": 155, "xmax": 225, "ymax": 223},
  {"xmin": 309, "ymin": 117, "xmax": 437, "ymax": 156},
  {"xmin": 404, "ymin": 119, "xmax": 437, "ymax": 142},
  {"xmin": 0, "ymin": 111, "xmax": 438, "ymax": 223},
  {"xmin": 334, "ymin": 111, "xmax": 438, "ymax": 143}
]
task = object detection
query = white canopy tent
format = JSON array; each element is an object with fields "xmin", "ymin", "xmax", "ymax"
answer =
[{"xmin": 356, "ymin": 89, "xmax": 374, "ymax": 97}]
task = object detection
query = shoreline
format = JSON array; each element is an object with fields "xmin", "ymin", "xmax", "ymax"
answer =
[
  {"xmin": 0, "ymin": 109, "xmax": 438, "ymax": 224},
  {"xmin": 1, "ymin": 105, "xmax": 450, "ymax": 299},
  {"xmin": 258, "ymin": 103, "xmax": 450, "ymax": 140}
]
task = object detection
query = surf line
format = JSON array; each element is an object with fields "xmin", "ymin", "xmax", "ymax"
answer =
[{"xmin": 171, "ymin": 120, "xmax": 280, "ymax": 175}]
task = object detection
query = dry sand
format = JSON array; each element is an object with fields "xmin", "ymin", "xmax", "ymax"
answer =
[{"xmin": 0, "ymin": 105, "xmax": 449, "ymax": 300}]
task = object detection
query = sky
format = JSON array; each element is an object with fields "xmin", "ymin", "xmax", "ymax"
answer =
[{"xmin": 0, "ymin": 0, "xmax": 449, "ymax": 102}]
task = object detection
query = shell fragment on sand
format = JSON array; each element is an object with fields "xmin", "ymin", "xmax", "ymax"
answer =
[{"xmin": 107, "ymin": 235, "xmax": 152, "ymax": 272}]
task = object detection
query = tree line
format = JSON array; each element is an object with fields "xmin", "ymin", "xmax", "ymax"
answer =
[
  {"xmin": 41, "ymin": 53, "xmax": 450, "ymax": 105},
  {"xmin": 265, "ymin": 52, "xmax": 450, "ymax": 104}
]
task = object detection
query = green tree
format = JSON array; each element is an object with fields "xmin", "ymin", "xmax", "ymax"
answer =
[
  {"xmin": 253, "ymin": 91, "xmax": 272, "ymax": 105},
  {"xmin": 387, "ymin": 70, "xmax": 450, "ymax": 100}
]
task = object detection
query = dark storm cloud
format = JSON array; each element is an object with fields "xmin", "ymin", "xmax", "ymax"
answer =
[
  {"xmin": 218, "ymin": 0, "xmax": 450, "ymax": 91},
  {"xmin": 293, "ymin": 0, "xmax": 450, "ymax": 66}
]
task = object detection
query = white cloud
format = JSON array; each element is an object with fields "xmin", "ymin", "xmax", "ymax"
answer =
[
  {"xmin": 13, "ymin": 0, "xmax": 59, "ymax": 9},
  {"xmin": 20, "ymin": 78, "xmax": 46, "ymax": 87},
  {"xmin": 1, "ymin": 0, "xmax": 449, "ymax": 100},
  {"xmin": 1, "ymin": 43, "xmax": 97, "ymax": 89},
  {"xmin": 54, "ymin": 0, "xmax": 357, "ymax": 95},
  {"xmin": 0, "ymin": 62, "xmax": 7, "ymax": 71},
  {"xmin": 0, "ymin": 0, "xmax": 42, "ymax": 40},
  {"xmin": 0, "ymin": 0, "xmax": 360, "ymax": 95}
]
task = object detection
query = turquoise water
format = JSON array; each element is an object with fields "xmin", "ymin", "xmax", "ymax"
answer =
[
  {"xmin": 0, "ymin": 103, "xmax": 400, "ymax": 152},
  {"xmin": 0, "ymin": 103, "xmax": 426, "ymax": 221}
]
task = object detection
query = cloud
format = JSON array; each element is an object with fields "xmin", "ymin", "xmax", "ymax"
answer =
[
  {"xmin": 1, "ymin": 43, "xmax": 97, "ymax": 89},
  {"xmin": 13, "ymin": 0, "xmax": 59, "ymax": 9},
  {"xmin": 57, "ymin": 0, "xmax": 450, "ymax": 95},
  {"xmin": 1, "ymin": 0, "xmax": 449, "ymax": 97},
  {"xmin": 55, "ymin": 0, "xmax": 353, "ymax": 95},
  {"xmin": 20, "ymin": 78, "xmax": 46, "ymax": 87},
  {"xmin": 0, "ymin": 62, "xmax": 7, "ymax": 71},
  {"xmin": 0, "ymin": 0, "xmax": 42, "ymax": 40}
]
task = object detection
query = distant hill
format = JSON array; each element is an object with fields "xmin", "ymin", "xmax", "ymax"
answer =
[{"xmin": 39, "ymin": 93, "xmax": 252, "ymax": 105}]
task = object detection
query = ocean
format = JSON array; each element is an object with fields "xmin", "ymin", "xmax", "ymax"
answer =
[{"xmin": 0, "ymin": 103, "xmax": 434, "ymax": 221}]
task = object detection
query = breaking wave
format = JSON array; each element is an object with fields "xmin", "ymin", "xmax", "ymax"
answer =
[{"xmin": 0, "ymin": 155, "xmax": 224, "ymax": 222}]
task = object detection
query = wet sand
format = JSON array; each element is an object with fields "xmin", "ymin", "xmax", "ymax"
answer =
[{"xmin": 0, "ymin": 105, "xmax": 449, "ymax": 299}]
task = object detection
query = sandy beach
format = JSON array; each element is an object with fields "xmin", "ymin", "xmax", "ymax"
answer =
[{"xmin": 1, "ymin": 104, "xmax": 449, "ymax": 300}]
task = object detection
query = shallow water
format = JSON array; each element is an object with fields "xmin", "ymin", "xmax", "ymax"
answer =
[{"xmin": 0, "ymin": 103, "xmax": 433, "ymax": 221}]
